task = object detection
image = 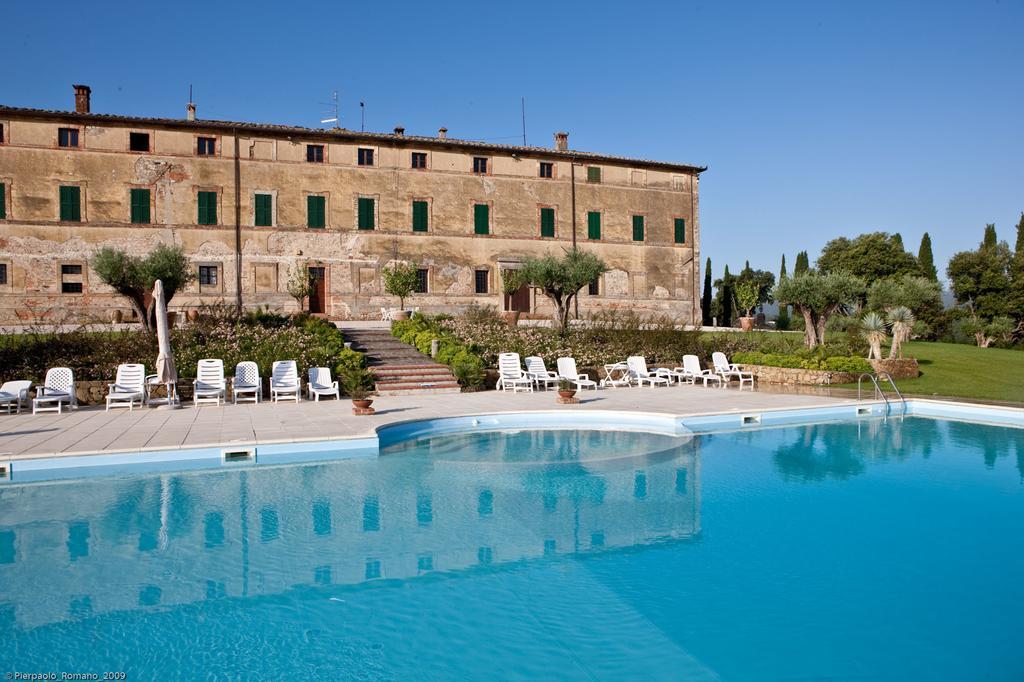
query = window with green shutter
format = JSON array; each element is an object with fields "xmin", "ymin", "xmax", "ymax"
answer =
[
  {"xmin": 587, "ymin": 166, "xmax": 601, "ymax": 183},
  {"xmin": 307, "ymin": 195, "xmax": 326, "ymax": 228},
  {"xmin": 412, "ymin": 201, "xmax": 429, "ymax": 232},
  {"xmin": 674, "ymin": 218, "xmax": 686, "ymax": 244},
  {"xmin": 59, "ymin": 186, "xmax": 81, "ymax": 222},
  {"xmin": 254, "ymin": 193, "xmax": 273, "ymax": 226},
  {"xmin": 587, "ymin": 211, "xmax": 601, "ymax": 240},
  {"xmin": 632, "ymin": 215, "xmax": 645, "ymax": 242},
  {"xmin": 358, "ymin": 197, "xmax": 375, "ymax": 230},
  {"xmin": 473, "ymin": 204, "xmax": 489, "ymax": 235},
  {"xmin": 540, "ymin": 207, "xmax": 555, "ymax": 238},
  {"xmin": 130, "ymin": 188, "xmax": 150, "ymax": 224},
  {"xmin": 197, "ymin": 191, "xmax": 217, "ymax": 225},
  {"xmin": 0, "ymin": 183, "xmax": 6, "ymax": 220}
]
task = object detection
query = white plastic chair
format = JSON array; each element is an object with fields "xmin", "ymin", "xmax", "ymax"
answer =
[
  {"xmin": 525, "ymin": 356, "xmax": 560, "ymax": 391},
  {"xmin": 712, "ymin": 352, "xmax": 754, "ymax": 389},
  {"xmin": 232, "ymin": 361, "xmax": 262, "ymax": 404},
  {"xmin": 307, "ymin": 367, "xmax": 340, "ymax": 401},
  {"xmin": 106, "ymin": 363, "xmax": 147, "ymax": 411},
  {"xmin": 682, "ymin": 355, "xmax": 724, "ymax": 388},
  {"xmin": 0, "ymin": 380, "xmax": 33, "ymax": 414},
  {"xmin": 626, "ymin": 356, "xmax": 670, "ymax": 387},
  {"xmin": 33, "ymin": 367, "xmax": 77, "ymax": 414},
  {"xmin": 380, "ymin": 307, "xmax": 392, "ymax": 321},
  {"xmin": 556, "ymin": 357, "xmax": 597, "ymax": 390},
  {"xmin": 271, "ymin": 360, "xmax": 300, "ymax": 403},
  {"xmin": 497, "ymin": 352, "xmax": 533, "ymax": 393},
  {"xmin": 193, "ymin": 359, "xmax": 227, "ymax": 406}
]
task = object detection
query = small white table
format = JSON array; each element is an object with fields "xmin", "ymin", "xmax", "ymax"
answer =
[{"xmin": 601, "ymin": 363, "xmax": 632, "ymax": 388}]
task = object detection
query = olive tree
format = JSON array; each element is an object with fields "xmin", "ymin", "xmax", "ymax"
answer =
[
  {"xmin": 774, "ymin": 271, "xmax": 866, "ymax": 348},
  {"xmin": 516, "ymin": 250, "xmax": 608, "ymax": 330},
  {"xmin": 92, "ymin": 243, "xmax": 194, "ymax": 332},
  {"xmin": 285, "ymin": 263, "xmax": 312, "ymax": 311}
]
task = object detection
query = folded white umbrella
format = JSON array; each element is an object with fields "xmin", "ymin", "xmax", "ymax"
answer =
[{"xmin": 153, "ymin": 279, "xmax": 178, "ymax": 405}]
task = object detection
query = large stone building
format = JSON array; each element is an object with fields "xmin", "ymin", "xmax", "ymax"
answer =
[{"xmin": 0, "ymin": 85, "xmax": 704, "ymax": 324}]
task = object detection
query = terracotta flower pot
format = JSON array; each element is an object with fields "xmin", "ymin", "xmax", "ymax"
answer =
[
  {"xmin": 557, "ymin": 389, "xmax": 577, "ymax": 399},
  {"xmin": 739, "ymin": 316, "xmax": 755, "ymax": 332},
  {"xmin": 502, "ymin": 311, "xmax": 521, "ymax": 326},
  {"xmin": 352, "ymin": 398, "xmax": 374, "ymax": 409},
  {"xmin": 110, "ymin": 309, "xmax": 123, "ymax": 324},
  {"xmin": 392, "ymin": 311, "xmax": 410, "ymax": 321},
  {"xmin": 186, "ymin": 309, "xmax": 200, "ymax": 322}
]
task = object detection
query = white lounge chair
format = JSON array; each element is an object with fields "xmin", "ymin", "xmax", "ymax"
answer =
[
  {"xmin": 232, "ymin": 361, "xmax": 262, "ymax": 404},
  {"xmin": 497, "ymin": 352, "xmax": 533, "ymax": 393},
  {"xmin": 0, "ymin": 380, "xmax": 33, "ymax": 414},
  {"xmin": 626, "ymin": 356, "xmax": 670, "ymax": 387},
  {"xmin": 556, "ymin": 357, "xmax": 598, "ymax": 390},
  {"xmin": 307, "ymin": 367, "xmax": 340, "ymax": 401},
  {"xmin": 525, "ymin": 356, "xmax": 560, "ymax": 391},
  {"xmin": 712, "ymin": 352, "xmax": 754, "ymax": 389},
  {"xmin": 33, "ymin": 367, "xmax": 77, "ymax": 414},
  {"xmin": 193, "ymin": 359, "xmax": 227, "ymax": 406},
  {"xmin": 106, "ymin": 363, "xmax": 147, "ymax": 411},
  {"xmin": 682, "ymin": 355, "xmax": 724, "ymax": 388},
  {"xmin": 270, "ymin": 360, "xmax": 301, "ymax": 402}
]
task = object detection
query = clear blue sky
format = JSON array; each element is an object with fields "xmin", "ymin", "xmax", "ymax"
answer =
[{"xmin": 2, "ymin": 0, "xmax": 1021, "ymax": 283}]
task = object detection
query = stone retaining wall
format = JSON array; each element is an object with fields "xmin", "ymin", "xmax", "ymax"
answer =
[
  {"xmin": 869, "ymin": 358, "xmax": 919, "ymax": 379},
  {"xmin": 737, "ymin": 365, "xmax": 860, "ymax": 386}
]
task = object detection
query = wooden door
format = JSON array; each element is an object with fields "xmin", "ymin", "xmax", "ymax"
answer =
[
  {"xmin": 307, "ymin": 266, "xmax": 326, "ymax": 314},
  {"xmin": 505, "ymin": 282, "xmax": 530, "ymax": 313}
]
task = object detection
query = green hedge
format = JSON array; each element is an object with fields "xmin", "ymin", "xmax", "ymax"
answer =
[
  {"xmin": 392, "ymin": 317, "xmax": 483, "ymax": 388},
  {"xmin": 732, "ymin": 351, "xmax": 872, "ymax": 373}
]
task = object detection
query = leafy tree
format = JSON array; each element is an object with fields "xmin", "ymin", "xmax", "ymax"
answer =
[
  {"xmin": 776, "ymin": 255, "xmax": 791, "ymax": 330},
  {"xmin": 774, "ymin": 271, "xmax": 866, "ymax": 348},
  {"xmin": 381, "ymin": 262, "xmax": 419, "ymax": 310},
  {"xmin": 794, "ymin": 251, "xmax": 810, "ymax": 276},
  {"xmin": 918, "ymin": 232, "xmax": 938, "ymax": 281},
  {"xmin": 92, "ymin": 243, "xmax": 195, "ymax": 332},
  {"xmin": 947, "ymin": 225, "xmax": 1013, "ymax": 321},
  {"xmin": 735, "ymin": 266, "xmax": 775, "ymax": 310},
  {"xmin": 285, "ymin": 263, "xmax": 312, "ymax": 311},
  {"xmin": 983, "ymin": 223, "xmax": 998, "ymax": 249},
  {"xmin": 734, "ymin": 281, "xmax": 760, "ymax": 318},
  {"xmin": 817, "ymin": 232, "xmax": 919, "ymax": 282},
  {"xmin": 866, "ymin": 275, "xmax": 942, "ymax": 324},
  {"xmin": 516, "ymin": 250, "xmax": 608, "ymax": 330},
  {"xmin": 701, "ymin": 258, "xmax": 713, "ymax": 326}
]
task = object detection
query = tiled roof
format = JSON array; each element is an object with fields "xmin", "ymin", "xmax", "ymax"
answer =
[{"xmin": 0, "ymin": 104, "xmax": 706, "ymax": 173}]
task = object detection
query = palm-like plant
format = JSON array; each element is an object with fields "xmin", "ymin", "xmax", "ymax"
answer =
[
  {"xmin": 887, "ymin": 306, "xmax": 915, "ymax": 358},
  {"xmin": 860, "ymin": 312, "xmax": 888, "ymax": 360}
]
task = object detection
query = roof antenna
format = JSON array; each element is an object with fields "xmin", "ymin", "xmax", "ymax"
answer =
[
  {"xmin": 320, "ymin": 91, "xmax": 339, "ymax": 128},
  {"xmin": 521, "ymin": 96, "xmax": 527, "ymax": 145},
  {"xmin": 360, "ymin": 101, "xmax": 365, "ymax": 132}
]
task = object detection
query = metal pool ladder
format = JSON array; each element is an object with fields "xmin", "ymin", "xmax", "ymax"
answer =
[{"xmin": 857, "ymin": 371, "xmax": 907, "ymax": 417}]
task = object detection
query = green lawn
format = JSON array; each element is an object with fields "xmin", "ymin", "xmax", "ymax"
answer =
[{"xmin": 859, "ymin": 341, "xmax": 1024, "ymax": 404}]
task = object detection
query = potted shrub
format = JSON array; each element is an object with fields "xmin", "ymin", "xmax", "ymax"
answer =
[
  {"xmin": 501, "ymin": 270, "xmax": 523, "ymax": 326},
  {"xmin": 734, "ymin": 281, "xmax": 759, "ymax": 332},
  {"xmin": 186, "ymin": 308, "xmax": 200, "ymax": 323},
  {"xmin": 342, "ymin": 367, "xmax": 376, "ymax": 411},
  {"xmin": 557, "ymin": 378, "xmax": 577, "ymax": 400},
  {"xmin": 382, "ymin": 262, "xmax": 418, "ymax": 321}
]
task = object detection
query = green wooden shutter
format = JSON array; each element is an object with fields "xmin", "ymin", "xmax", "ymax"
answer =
[
  {"xmin": 674, "ymin": 218, "xmax": 686, "ymax": 244},
  {"xmin": 587, "ymin": 211, "xmax": 601, "ymax": 240},
  {"xmin": 130, "ymin": 189, "xmax": 150, "ymax": 224},
  {"xmin": 632, "ymin": 215, "xmax": 645, "ymax": 242},
  {"xmin": 474, "ymin": 204, "xmax": 489, "ymax": 235},
  {"xmin": 358, "ymin": 197, "xmax": 375, "ymax": 230},
  {"xmin": 0, "ymin": 183, "xmax": 5, "ymax": 220},
  {"xmin": 307, "ymin": 195, "xmax": 326, "ymax": 228},
  {"xmin": 198, "ymin": 191, "xmax": 217, "ymax": 225},
  {"xmin": 59, "ymin": 186, "xmax": 81, "ymax": 222},
  {"xmin": 587, "ymin": 166, "xmax": 601, "ymax": 183},
  {"xmin": 254, "ymin": 193, "xmax": 272, "ymax": 226},
  {"xmin": 540, "ymin": 207, "xmax": 555, "ymax": 237},
  {"xmin": 412, "ymin": 201, "xmax": 428, "ymax": 232}
]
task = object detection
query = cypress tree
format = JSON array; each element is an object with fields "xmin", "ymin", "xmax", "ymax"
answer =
[
  {"xmin": 720, "ymin": 265, "xmax": 733, "ymax": 327},
  {"xmin": 918, "ymin": 232, "xmax": 938, "ymax": 281},
  {"xmin": 1010, "ymin": 213, "xmax": 1024, "ymax": 318},
  {"xmin": 779, "ymin": 254, "xmax": 788, "ymax": 279},
  {"xmin": 776, "ymin": 255, "xmax": 790, "ymax": 330},
  {"xmin": 893, "ymin": 233, "xmax": 905, "ymax": 250},
  {"xmin": 794, "ymin": 251, "xmax": 810, "ymax": 276},
  {"xmin": 983, "ymin": 223, "xmax": 998, "ymax": 249},
  {"xmin": 701, "ymin": 258, "xmax": 713, "ymax": 326},
  {"xmin": 1015, "ymin": 212, "xmax": 1024, "ymax": 255}
]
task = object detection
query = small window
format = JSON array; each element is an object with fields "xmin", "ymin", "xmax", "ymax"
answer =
[
  {"xmin": 254, "ymin": 193, "xmax": 273, "ymax": 227},
  {"xmin": 412, "ymin": 200, "xmax": 429, "ymax": 232},
  {"xmin": 588, "ymin": 278, "xmax": 599, "ymax": 296},
  {"xmin": 358, "ymin": 197, "xmax": 375, "ymax": 230},
  {"xmin": 415, "ymin": 268, "xmax": 428, "ymax": 294},
  {"xmin": 472, "ymin": 157, "xmax": 488, "ymax": 174},
  {"xmin": 540, "ymin": 207, "xmax": 555, "ymax": 238},
  {"xmin": 61, "ymin": 264, "xmax": 83, "ymax": 294},
  {"xmin": 357, "ymin": 148, "xmax": 375, "ymax": 166},
  {"xmin": 197, "ymin": 137, "xmax": 216, "ymax": 156},
  {"xmin": 473, "ymin": 203, "xmax": 489, "ymax": 235},
  {"xmin": 199, "ymin": 265, "xmax": 219, "ymax": 287},
  {"xmin": 130, "ymin": 188, "xmax": 151, "ymax": 224},
  {"xmin": 129, "ymin": 132, "xmax": 150, "ymax": 152},
  {"xmin": 307, "ymin": 195, "xmax": 326, "ymax": 228},
  {"xmin": 632, "ymin": 215, "xmax": 645, "ymax": 242},
  {"xmin": 59, "ymin": 186, "xmax": 81, "ymax": 222},
  {"xmin": 674, "ymin": 218, "xmax": 686, "ymax": 244},
  {"xmin": 0, "ymin": 123, "xmax": 4, "ymax": 144},
  {"xmin": 0, "ymin": 263, "xmax": 8, "ymax": 285},
  {"xmin": 474, "ymin": 269, "xmax": 489, "ymax": 294},
  {"xmin": 411, "ymin": 152, "xmax": 427, "ymax": 169},
  {"xmin": 197, "ymin": 191, "xmax": 218, "ymax": 225},
  {"xmin": 58, "ymin": 127, "xmax": 79, "ymax": 148},
  {"xmin": 539, "ymin": 162, "xmax": 553, "ymax": 178},
  {"xmin": 587, "ymin": 211, "xmax": 601, "ymax": 240},
  {"xmin": 0, "ymin": 183, "xmax": 5, "ymax": 220},
  {"xmin": 307, "ymin": 144, "xmax": 324, "ymax": 163},
  {"xmin": 587, "ymin": 166, "xmax": 601, "ymax": 183}
]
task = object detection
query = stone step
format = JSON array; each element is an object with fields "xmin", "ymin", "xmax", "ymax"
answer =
[
  {"xmin": 372, "ymin": 364, "xmax": 451, "ymax": 374},
  {"xmin": 375, "ymin": 384, "xmax": 462, "ymax": 396}
]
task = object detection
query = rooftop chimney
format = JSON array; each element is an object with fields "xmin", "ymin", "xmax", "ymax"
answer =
[
  {"xmin": 438, "ymin": 127, "xmax": 448, "ymax": 139},
  {"xmin": 554, "ymin": 131, "xmax": 569, "ymax": 151},
  {"xmin": 73, "ymin": 84, "xmax": 91, "ymax": 113},
  {"xmin": 393, "ymin": 126, "xmax": 405, "ymax": 136},
  {"xmin": 186, "ymin": 102, "xmax": 196, "ymax": 121}
]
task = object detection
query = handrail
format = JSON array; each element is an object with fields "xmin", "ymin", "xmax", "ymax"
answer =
[
  {"xmin": 876, "ymin": 371, "xmax": 907, "ymax": 412},
  {"xmin": 857, "ymin": 371, "xmax": 907, "ymax": 415}
]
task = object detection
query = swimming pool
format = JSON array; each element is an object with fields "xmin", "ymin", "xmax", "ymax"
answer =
[{"xmin": 1, "ymin": 415, "xmax": 1022, "ymax": 679}]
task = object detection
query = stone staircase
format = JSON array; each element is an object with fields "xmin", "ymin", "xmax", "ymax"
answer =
[{"xmin": 341, "ymin": 327, "xmax": 462, "ymax": 396}]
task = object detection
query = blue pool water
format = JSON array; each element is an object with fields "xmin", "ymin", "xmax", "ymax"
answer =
[{"xmin": 1, "ymin": 416, "xmax": 1023, "ymax": 679}]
